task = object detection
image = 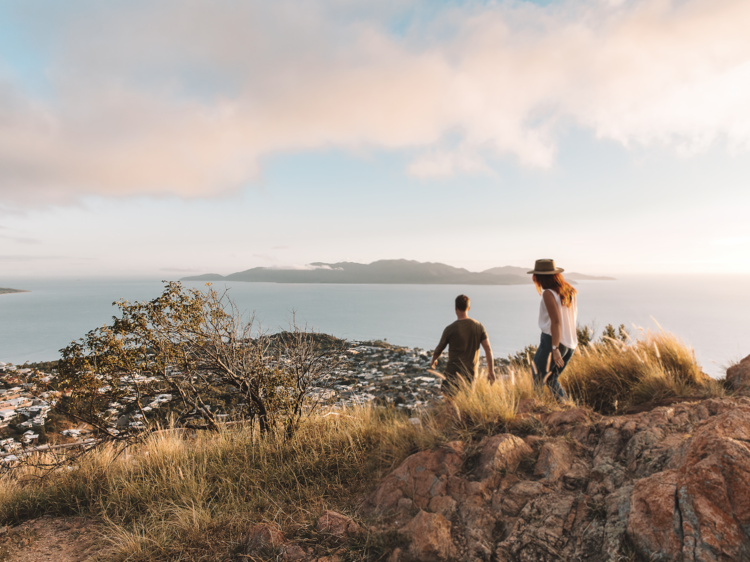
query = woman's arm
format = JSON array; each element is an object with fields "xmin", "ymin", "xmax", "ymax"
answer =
[{"xmin": 542, "ymin": 290, "xmax": 565, "ymax": 368}]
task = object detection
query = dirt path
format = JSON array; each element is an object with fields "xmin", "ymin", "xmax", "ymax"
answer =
[{"xmin": 0, "ymin": 517, "xmax": 102, "ymax": 562}]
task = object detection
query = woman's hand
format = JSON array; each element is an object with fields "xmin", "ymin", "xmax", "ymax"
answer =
[{"xmin": 552, "ymin": 348, "xmax": 565, "ymax": 368}]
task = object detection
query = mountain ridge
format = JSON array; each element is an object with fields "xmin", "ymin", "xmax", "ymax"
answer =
[{"xmin": 180, "ymin": 259, "xmax": 615, "ymax": 285}]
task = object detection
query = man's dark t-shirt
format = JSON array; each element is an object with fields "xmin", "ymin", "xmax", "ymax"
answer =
[{"xmin": 435, "ymin": 318, "xmax": 488, "ymax": 382}]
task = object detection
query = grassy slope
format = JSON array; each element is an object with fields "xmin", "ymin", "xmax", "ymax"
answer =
[{"xmin": 0, "ymin": 329, "xmax": 729, "ymax": 561}]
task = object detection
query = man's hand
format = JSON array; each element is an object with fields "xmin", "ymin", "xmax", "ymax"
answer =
[
  {"xmin": 430, "ymin": 359, "xmax": 437, "ymax": 370},
  {"xmin": 552, "ymin": 348, "xmax": 565, "ymax": 368},
  {"xmin": 487, "ymin": 370, "xmax": 496, "ymax": 384}
]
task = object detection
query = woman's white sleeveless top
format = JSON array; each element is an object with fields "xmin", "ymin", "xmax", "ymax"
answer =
[{"xmin": 538, "ymin": 290, "xmax": 578, "ymax": 349}]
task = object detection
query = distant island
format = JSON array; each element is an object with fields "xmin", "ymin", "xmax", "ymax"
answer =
[
  {"xmin": 0, "ymin": 287, "xmax": 28, "ymax": 295},
  {"xmin": 181, "ymin": 259, "xmax": 615, "ymax": 285}
]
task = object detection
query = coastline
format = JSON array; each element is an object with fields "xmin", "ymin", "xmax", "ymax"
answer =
[{"xmin": 0, "ymin": 288, "xmax": 28, "ymax": 295}]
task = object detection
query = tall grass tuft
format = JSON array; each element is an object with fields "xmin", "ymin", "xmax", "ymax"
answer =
[{"xmin": 562, "ymin": 328, "xmax": 725, "ymax": 413}]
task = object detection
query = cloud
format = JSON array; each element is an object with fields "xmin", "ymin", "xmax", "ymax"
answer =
[
  {"xmin": 1, "ymin": 0, "xmax": 749, "ymax": 205},
  {"xmin": 159, "ymin": 267, "xmax": 205, "ymax": 272},
  {"xmin": 266, "ymin": 264, "xmax": 342, "ymax": 270},
  {"xmin": 0, "ymin": 254, "xmax": 93, "ymax": 261},
  {"xmin": 0, "ymin": 233, "xmax": 40, "ymax": 244}
]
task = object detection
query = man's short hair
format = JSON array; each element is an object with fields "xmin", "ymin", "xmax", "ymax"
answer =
[{"xmin": 455, "ymin": 294, "xmax": 470, "ymax": 311}]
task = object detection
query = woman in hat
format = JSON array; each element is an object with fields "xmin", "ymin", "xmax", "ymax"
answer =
[{"xmin": 527, "ymin": 259, "xmax": 578, "ymax": 400}]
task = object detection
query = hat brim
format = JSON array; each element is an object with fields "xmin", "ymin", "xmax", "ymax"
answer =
[{"xmin": 527, "ymin": 268, "xmax": 565, "ymax": 275}]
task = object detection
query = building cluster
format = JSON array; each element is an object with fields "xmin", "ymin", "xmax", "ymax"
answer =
[
  {"xmin": 310, "ymin": 343, "xmax": 445, "ymax": 409},
  {"xmin": 0, "ymin": 362, "xmax": 57, "ymax": 463}
]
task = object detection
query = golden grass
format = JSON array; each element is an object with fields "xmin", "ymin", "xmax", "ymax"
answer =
[
  {"xmin": 0, "ymin": 408, "xmax": 444, "ymax": 561},
  {"xmin": 562, "ymin": 327, "xmax": 727, "ymax": 413}
]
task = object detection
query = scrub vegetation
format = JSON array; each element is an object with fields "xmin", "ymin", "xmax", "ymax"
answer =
[{"xmin": 0, "ymin": 323, "xmax": 728, "ymax": 561}]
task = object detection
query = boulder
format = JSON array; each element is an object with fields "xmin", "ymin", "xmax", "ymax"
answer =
[
  {"xmin": 245, "ymin": 522, "xmax": 285, "ymax": 555},
  {"xmin": 400, "ymin": 510, "xmax": 457, "ymax": 562},
  {"xmin": 675, "ymin": 406, "xmax": 750, "ymax": 561},
  {"xmin": 627, "ymin": 406, "xmax": 750, "ymax": 561},
  {"xmin": 364, "ymin": 441, "xmax": 464, "ymax": 514},
  {"xmin": 534, "ymin": 441, "xmax": 573, "ymax": 482},
  {"xmin": 316, "ymin": 510, "xmax": 360, "ymax": 537},
  {"xmin": 475, "ymin": 434, "xmax": 532, "ymax": 480},
  {"xmin": 727, "ymin": 354, "xmax": 750, "ymax": 391}
]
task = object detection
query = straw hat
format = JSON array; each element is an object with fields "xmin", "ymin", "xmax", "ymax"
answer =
[{"xmin": 527, "ymin": 259, "xmax": 564, "ymax": 275}]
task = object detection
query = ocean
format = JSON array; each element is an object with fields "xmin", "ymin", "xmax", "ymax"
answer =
[{"xmin": 0, "ymin": 276, "xmax": 747, "ymax": 377}]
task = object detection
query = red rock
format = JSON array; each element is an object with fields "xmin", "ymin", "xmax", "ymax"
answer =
[
  {"xmin": 546, "ymin": 408, "xmax": 589, "ymax": 428},
  {"xmin": 364, "ymin": 441, "xmax": 464, "ymax": 514},
  {"xmin": 427, "ymin": 495, "xmax": 457, "ymax": 518},
  {"xmin": 495, "ymin": 480, "xmax": 547, "ymax": 517},
  {"xmin": 400, "ymin": 510, "xmax": 456, "ymax": 562},
  {"xmin": 628, "ymin": 407, "xmax": 750, "ymax": 561},
  {"xmin": 281, "ymin": 544, "xmax": 307, "ymax": 561},
  {"xmin": 316, "ymin": 510, "xmax": 360, "ymax": 537},
  {"xmin": 245, "ymin": 522, "xmax": 285, "ymax": 555},
  {"xmin": 534, "ymin": 441, "xmax": 573, "ymax": 482},
  {"xmin": 675, "ymin": 406, "xmax": 750, "ymax": 561},
  {"xmin": 627, "ymin": 469, "xmax": 682, "ymax": 558},
  {"xmin": 476, "ymin": 434, "xmax": 532, "ymax": 480},
  {"xmin": 727, "ymin": 354, "xmax": 750, "ymax": 390}
]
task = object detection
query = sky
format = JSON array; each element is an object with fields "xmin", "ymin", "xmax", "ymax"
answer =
[{"xmin": 1, "ymin": 0, "xmax": 749, "ymax": 277}]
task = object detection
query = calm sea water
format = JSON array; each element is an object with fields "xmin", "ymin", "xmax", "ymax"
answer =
[{"xmin": 0, "ymin": 276, "xmax": 748, "ymax": 376}]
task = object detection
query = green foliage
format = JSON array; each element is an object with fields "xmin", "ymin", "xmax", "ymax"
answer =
[
  {"xmin": 576, "ymin": 324, "xmax": 594, "ymax": 347},
  {"xmin": 507, "ymin": 344, "xmax": 538, "ymax": 366},
  {"xmin": 601, "ymin": 323, "xmax": 629, "ymax": 344}
]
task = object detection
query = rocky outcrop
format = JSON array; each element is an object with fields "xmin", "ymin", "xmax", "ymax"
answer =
[
  {"xmin": 727, "ymin": 354, "xmax": 750, "ymax": 391},
  {"xmin": 363, "ymin": 441, "xmax": 465, "ymax": 514},
  {"xmin": 400, "ymin": 510, "xmax": 457, "ymax": 561},
  {"xmin": 365, "ymin": 396, "xmax": 750, "ymax": 562}
]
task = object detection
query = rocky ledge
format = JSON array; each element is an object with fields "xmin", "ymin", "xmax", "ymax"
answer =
[
  {"xmin": 240, "ymin": 355, "xmax": 750, "ymax": 562},
  {"xmin": 360, "ymin": 394, "xmax": 750, "ymax": 562}
]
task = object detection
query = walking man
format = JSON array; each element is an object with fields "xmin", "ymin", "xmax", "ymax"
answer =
[{"xmin": 430, "ymin": 294, "xmax": 495, "ymax": 394}]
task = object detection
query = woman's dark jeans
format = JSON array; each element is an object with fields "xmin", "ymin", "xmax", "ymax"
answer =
[{"xmin": 532, "ymin": 333, "xmax": 574, "ymax": 401}]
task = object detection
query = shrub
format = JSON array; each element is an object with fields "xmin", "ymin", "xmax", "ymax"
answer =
[
  {"xmin": 56, "ymin": 282, "xmax": 346, "ymax": 440},
  {"xmin": 562, "ymin": 328, "xmax": 723, "ymax": 413}
]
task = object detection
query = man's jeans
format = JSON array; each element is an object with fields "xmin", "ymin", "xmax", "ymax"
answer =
[{"xmin": 532, "ymin": 332, "xmax": 574, "ymax": 400}]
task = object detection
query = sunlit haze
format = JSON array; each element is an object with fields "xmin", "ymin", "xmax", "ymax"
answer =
[{"xmin": 2, "ymin": 0, "xmax": 749, "ymax": 277}]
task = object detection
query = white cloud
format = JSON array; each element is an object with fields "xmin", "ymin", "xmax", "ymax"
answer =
[{"xmin": 1, "ymin": 0, "xmax": 749, "ymax": 204}]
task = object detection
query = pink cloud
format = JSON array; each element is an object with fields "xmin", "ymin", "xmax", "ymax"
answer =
[{"xmin": 1, "ymin": 0, "xmax": 748, "ymax": 205}]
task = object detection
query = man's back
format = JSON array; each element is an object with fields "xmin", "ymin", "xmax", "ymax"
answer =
[{"xmin": 438, "ymin": 318, "xmax": 488, "ymax": 378}]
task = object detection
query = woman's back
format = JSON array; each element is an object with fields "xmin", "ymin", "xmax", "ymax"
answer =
[{"xmin": 538, "ymin": 289, "xmax": 578, "ymax": 349}]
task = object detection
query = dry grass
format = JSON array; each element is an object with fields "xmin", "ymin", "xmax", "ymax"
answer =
[
  {"xmin": 0, "ymin": 408, "xmax": 444, "ymax": 561},
  {"xmin": 562, "ymin": 327, "xmax": 726, "ymax": 413}
]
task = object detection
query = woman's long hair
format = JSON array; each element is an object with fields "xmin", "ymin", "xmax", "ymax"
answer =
[{"xmin": 532, "ymin": 273, "xmax": 577, "ymax": 308}]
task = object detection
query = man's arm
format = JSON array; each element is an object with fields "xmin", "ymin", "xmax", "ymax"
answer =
[
  {"xmin": 481, "ymin": 338, "xmax": 495, "ymax": 382},
  {"xmin": 431, "ymin": 328, "xmax": 449, "ymax": 369},
  {"xmin": 430, "ymin": 343, "xmax": 446, "ymax": 369}
]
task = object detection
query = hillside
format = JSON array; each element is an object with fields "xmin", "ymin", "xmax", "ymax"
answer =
[
  {"xmin": 3, "ymin": 334, "xmax": 747, "ymax": 562},
  {"xmin": 181, "ymin": 259, "xmax": 616, "ymax": 285}
]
